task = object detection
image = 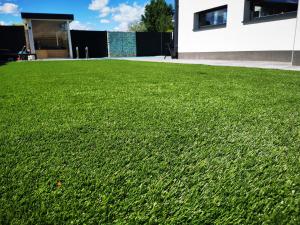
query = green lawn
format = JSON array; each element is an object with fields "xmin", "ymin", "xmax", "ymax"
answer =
[{"xmin": 0, "ymin": 60, "xmax": 300, "ymax": 224}]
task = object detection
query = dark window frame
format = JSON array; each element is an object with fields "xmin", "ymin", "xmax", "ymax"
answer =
[
  {"xmin": 243, "ymin": 0, "xmax": 298, "ymax": 24},
  {"xmin": 193, "ymin": 5, "xmax": 228, "ymax": 31}
]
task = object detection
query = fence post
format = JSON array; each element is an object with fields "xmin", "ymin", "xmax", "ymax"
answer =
[
  {"xmin": 161, "ymin": 32, "xmax": 163, "ymax": 56},
  {"xmin": 85, "ymin": 46, "xmax": 89, "ymax": 59},
  {"xmin": 107, "ymin": 32, "xmax": 110, "ymax": 58},
  {"xmin": 76, "ymin": 46, "xmax": 79, "ymax": 59}
]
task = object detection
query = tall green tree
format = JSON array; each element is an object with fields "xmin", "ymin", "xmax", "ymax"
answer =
[{"xmin": 141, "ymin": 0, "xmax": 174, "ymax": 32}]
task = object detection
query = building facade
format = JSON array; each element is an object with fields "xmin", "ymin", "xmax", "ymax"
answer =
[{"xmin": 175, "ymin": 0, "xmax": 300, "ymax": 65}]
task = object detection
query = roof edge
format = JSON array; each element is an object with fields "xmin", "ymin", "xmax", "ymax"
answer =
[{"xmin": 21, "ymin": 12, "xmax": 74, "ymax": 21}]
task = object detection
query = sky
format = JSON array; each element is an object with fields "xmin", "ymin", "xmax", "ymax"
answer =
[{"xmin": 0, "ymin": 0, "xmax": 174, "ymax": 31}]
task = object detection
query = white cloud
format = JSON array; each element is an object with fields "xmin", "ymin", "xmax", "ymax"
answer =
[
  {"xmin": 0, "ymin": 21, "xmax": 6, "ymax": 25},
  {"xmin": 89, "ymin": 0, "xmax": 108, "ymax": 10},
  {"xmin": 88, "ymin": 0, "xmax": 144, "ymax": 31},
  {"xmin": 112, "ymin": 3, "xmax": 144, "ymax": 31},
  {"xmin": 89, "ymin": 0, "xmax": 111, "ymax": 18},
  {"xmin": 0, "ymin": 3, "xmax": 19, "ymax": 15},
  {"xmin": 100, "ymin": 19, "xmax": 110, "ymax": 24},
  {"xmin": 99, "ymin": 6, "xmax": 111, "ymax": 17},
  {"xmin": 70, "ymin": 21, "xmax": 91, "ymax": 30}
]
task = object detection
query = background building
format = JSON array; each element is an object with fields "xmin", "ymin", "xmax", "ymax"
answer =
[{"xmin": 22, "ymin": 13, "xmax": 74, "ymax": 59}]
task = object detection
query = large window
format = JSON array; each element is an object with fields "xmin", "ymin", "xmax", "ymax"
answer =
[
  {"xmin": 244, "ymin": 0, "xmax": 298, "ymax": 22},
  {"xmin": 194, "ymin": 5, "xmax": 227, "ymax": 30},
  {"xmin": 32, "ymin": 20, "xmax": 69, "ymax": 50}
]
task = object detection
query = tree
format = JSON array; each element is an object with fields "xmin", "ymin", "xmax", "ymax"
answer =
[
  {"xmin": 141, "ymin": 0, "xmax": 174, "ymax": 32},
  {"xmin": 128, "ymin": 21, "xmax": 147, "ymax": 32}
]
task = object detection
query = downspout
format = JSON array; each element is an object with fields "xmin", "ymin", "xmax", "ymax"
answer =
[
  {"xmin": 174, "ymin": 0, "xmax": 179, "ymax": 58},
  {"xmin": 291, "ymin": 4, "xmax": 299, "ymax": 65}
]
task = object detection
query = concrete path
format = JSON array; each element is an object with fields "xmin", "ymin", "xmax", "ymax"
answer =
[
  {"xmin": 32, "ymin": 56, "xmax": 300, "ymax": 71},
  {"xmin": 113, "ymin": 56, "xmax": 300, "ymax": 71}
]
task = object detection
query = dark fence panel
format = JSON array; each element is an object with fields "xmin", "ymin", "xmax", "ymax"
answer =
[
  {"xmin": 136, "ymin": 32, "xmax": 172, "ymax": 56},
  {"xmin": 71, "ymin": 30, "xmax": 108, "ymax": 58},
  {"xmin": 0, "ymin": 26, "xmax": 26, "ymax": 60},
  {"xmin": 162, "ymin": 32, "xmax": 173, "ymax": 56}
]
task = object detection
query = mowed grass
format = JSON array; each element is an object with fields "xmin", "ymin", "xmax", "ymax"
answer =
[{"xmin": 0, "ymin": 60, "xmax": 300, "ymax": 224}]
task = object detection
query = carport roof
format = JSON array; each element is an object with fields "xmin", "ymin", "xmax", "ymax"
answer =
[{"xmin": 21, "ymin": 12, "xmax": 74, "ymax": 21}]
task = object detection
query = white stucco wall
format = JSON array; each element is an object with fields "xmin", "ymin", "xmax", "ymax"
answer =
[{"xmin": 178, "ymin": 0, "xmax": 299, "ymax": 53}]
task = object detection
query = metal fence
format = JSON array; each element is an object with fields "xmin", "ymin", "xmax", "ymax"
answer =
[
  {"xmin": 136, "ymin": 32, "xmax": 172, "ymax": 57},
  {"xmin": 0, "ymin": 26, "xmax": 26, "ymax": 60},
  {"xmin": 71, "ymin": 30, "xmax": 108, "ymax": 58}
]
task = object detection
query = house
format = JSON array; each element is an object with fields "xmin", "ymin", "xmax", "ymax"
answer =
[
  {"xmin": 174, "ymin": 0, "xmax": 300, "ymax": 66},
  {"xmin": 21, "ymin": 12, "xmax": 74, "ymax": 59}
]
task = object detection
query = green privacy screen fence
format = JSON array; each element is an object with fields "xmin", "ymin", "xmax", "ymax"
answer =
[
  {"xmin": 107, "ymin": 32, "xmax": 172, "ymax": 58},
  {"xmin": 108, "ymin": 32, "xmax": 137, "ymax": 57}
]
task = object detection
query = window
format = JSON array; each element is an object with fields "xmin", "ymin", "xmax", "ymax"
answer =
[
  {"xmin": 32, "ymin": 20, "xmax": 69, "ymax": 50},
  {"xmin": 244, "ymin": 0, "xmax": 298, "ymax": 22},
  {"xmin": 194, "ymin": 5, "xmax": 228, "ymax": 30}
]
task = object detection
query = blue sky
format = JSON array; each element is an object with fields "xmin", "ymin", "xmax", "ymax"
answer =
[{"xmin": 0, "ymin": 0, "xmax": 174, "ymax": 30}]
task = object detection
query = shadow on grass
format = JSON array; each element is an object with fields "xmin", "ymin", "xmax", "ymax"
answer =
[{"xmin": 0, "ymin": 61, "xmax": 8, "ymax": 67}]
